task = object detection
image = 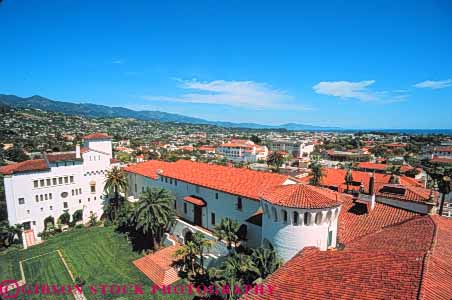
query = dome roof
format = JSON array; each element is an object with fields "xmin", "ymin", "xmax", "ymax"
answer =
[{"xmin": 260, "ymin": 183, "xmax": 343, "ymax": 209}]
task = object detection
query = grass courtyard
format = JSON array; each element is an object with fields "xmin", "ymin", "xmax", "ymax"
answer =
[{"xmin": 0, "ymin": 226, "xmax": 191, "ymax": 300}]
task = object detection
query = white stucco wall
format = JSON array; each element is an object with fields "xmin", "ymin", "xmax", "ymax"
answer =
[
  {"xmin": 4, "ymin": 140, "xmax": 114, "ymax": 236},
  {"xmin": 126, "ymin": 172, "xmax": 261, "ymax": 233},
  {"xmin": 261, "ymin": 199, "xmax": 341, "ymax": 261}
]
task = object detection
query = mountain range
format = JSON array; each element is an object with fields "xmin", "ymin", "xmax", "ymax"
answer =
[{"xmin": 0, "ymin": 94, "xmax": 339, "ymax": 130}]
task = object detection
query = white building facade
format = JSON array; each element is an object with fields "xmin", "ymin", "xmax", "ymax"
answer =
[
  {"xmin": 0, "ymin": 133, "xmax": 118, "ymax": 245},
  {"xmin": 124, "ymin": 160, "xmax": 345, "ymax": 261},
  {"xmin": 216, "ymin": 139, "xmax": 268, "ymax": 163}
]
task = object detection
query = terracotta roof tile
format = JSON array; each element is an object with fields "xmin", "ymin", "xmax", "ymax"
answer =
[
  {"xmin": 124, "ymin": 160, "xmax": 289, "ymax": 200},
  {"xmin": 260, "ymin": 184, "xmax": 343, "ymax": 209},
  {"xmin": 183, "ymin": 195, "xmax": 206, "ymax": 206},
  {"xmin": 83, "ymin": 132, "xmax": 112, "ymax": 140},
  {"xmin": 133, "ymin": 244, "xmax": 180, "ymax": 286},
  {"xmin": 338, "ymin": 195, "xmax": 418, "ymax": 245},
  {"xmin": 0, "ymin": 159, "xmax": 49, "ymax": 175},
  {"xmin": 246, "ymin": 215, "xmax": 452, "ymax": 300}
]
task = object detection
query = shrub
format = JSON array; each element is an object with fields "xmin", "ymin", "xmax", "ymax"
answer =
[
  {"xmin": 72, "ymin": 209, "xmax": 83, "ymax": 222},
  {"xmin": 58, "ymin": 212, "xmax": 71, "ymax": 225}
]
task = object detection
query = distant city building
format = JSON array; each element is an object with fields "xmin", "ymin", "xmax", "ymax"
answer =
[
  {"xmin": 0, "ymin": 133, "xmax": 118, "ymax": 247},
  {"xmin": 432, "ymin": 146, "xmax": 452, "ymax": 158},
  {"xmin": 216, "ymin": 139, "xmax": 268, "ymax": 163},
  {"xmin": 267, "ymin": 139, "xmax": 314, "ymax": 158}
]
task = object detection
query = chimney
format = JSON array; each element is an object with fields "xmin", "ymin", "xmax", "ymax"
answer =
[
  {"xmin": 76, "ymin": 144, "xmax": 81, "ymax": 159},
  {"xmin": 368, "ymin": 171, "xmax": 375, "ymax": 195},
  {"xmin": 426, "ymin": 189, "xmax": 437, "ymax": 215}
]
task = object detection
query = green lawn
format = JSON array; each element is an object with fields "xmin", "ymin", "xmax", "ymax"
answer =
[{"xmin": 0, "ymin": 226, "xmax": 191, "ymax": 300}]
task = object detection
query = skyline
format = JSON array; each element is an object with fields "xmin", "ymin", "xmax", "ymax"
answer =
[{"xmin": 1, "ymin": 0, "xmax": 452, "ymax": 129}]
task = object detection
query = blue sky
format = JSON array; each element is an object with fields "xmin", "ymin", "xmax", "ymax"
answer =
[{"xmin": 1, "ymin": 0, "xmax": 451, "ymax": 129}]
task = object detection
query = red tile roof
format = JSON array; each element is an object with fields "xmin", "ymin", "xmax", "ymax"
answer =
[
  {"xmin": 183, "ymin": 195, "xmax": 206, "ymax": 207},
  {"xmin": 124, "ymin": 160, "xmax": 290, "ymax": 200},
  {"xmin": 357, "ymin": 162, "xmax": 413, "ymax": 172},
  {"xmin": 434, "ymin": 146, "xmax": 452, "ymax": 152},
  {"xmin": 260, "ymin": 184, "xmax": 344, "ymax": 209},
  {"xmin": 0, "ymin": 159, "xmax": 49, "ymax": 175},
  {"xmin": 83, "ymin": 133, "xmax": 112, "ymax": 140},
  {"xmin": 45, "ymin": 152, "xmax": 79, "ymax": 162},
  {"xmin": 377, "ymin": 184, "xmax": 435, "ymax": 204},
  {"xmin": 430, "ymin": 156, "xmax": 452, "ymax": 164},
  {"xmin": 338, "ymin": 193, "xmax": 418, "ymax": 245},
  {"xmin": 246, "ymin": 215, "xmax": 452, "ymax": 300},
  {"xmin": 133, "ymin": 244, "xmax": 180, "ymax": 286},
  {"xmin": 123, "ymin": 160, "xmax": 173, "ymax": 180},
  {"xmin": 301, "ymin": 168, "xmax": 424, "ymax": 194}
]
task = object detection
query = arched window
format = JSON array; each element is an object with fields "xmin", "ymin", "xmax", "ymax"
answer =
[
  {"xmin": 272, "ymin": 207, "xmax": 278, "ymax": 222},
  {"xmin": 282, "ymin": 210, "xmax": 288, "ymax": 224},
  {"xmin": 304, "ymin": 212, "xmax": 311, "ymax": 226},
  {"xmin": 315, "ymin": 212, "xmax": 323, "ymax": 225},
  {"xmin": 293, "ymin": 211, "xmax": 299, "ymax": 225},
  {"xmin": 325, "ymin": 210, "xmax": 332, "ymax": 223}
]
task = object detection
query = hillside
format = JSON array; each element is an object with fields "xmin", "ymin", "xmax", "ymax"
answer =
[{"xmin": 0, "ymin": 94, "xmax": 339, "ymax": 130}]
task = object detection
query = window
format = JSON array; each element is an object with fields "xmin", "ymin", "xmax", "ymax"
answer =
[
  {"xmin": 46, "ymin": 179, "xmax": 51, "ymax": 186},
  {"xmin": 88, "ymin": 198, "xmax": 90, "ymax": 202},
  {"xmin": 64, "ymin": 177, "xmax": 69, "ymax": 184},
  {"xmin": 142, "ymin": 186, "xmax": 145, "ymax": 192},
  {"xmin": 34, "ymin": 180, "xmax": 38, "ymax": 188},
  {"xmin": 79, "ymin": 188, "xmax": 82, "ymax": 194},
  {"xmin": 18, "ymin": 198, "xmax": 25, "ymax": 205},
  {"xmin": 315, "ymin": 212, "xmax": 322, "ymax": 225},
  {"xmin": 91, "ymin": 184, "xmax": 96, "ymax": 193},
  {"xmin": 70, "ymin": 176, "xmax": 74, "ymax": 183},
  {"xmin": 293, "ymin": 212, "xmax": 299, "ymax": 225},
  {"xmin": 304, "ymin": 212, "xmax": 311, "ymax": 226},
  {"xmin": 237, "ymin": 197, "xmax": 243, "ymax": 210},
  {"xmin": 184, "ymin": 203, "xmax": 188, "ymax": 214},
  {"xmin": 40, "ymin": 195, "xmax": 43, "ymax": 201},
  {"xmin": 211, "ymin": 212, "xmax": 216, "ymax": 225},
  {"xmin": 79, "ymin": 199, "xmax": 82, "ymax": 204},
  {"xmin": 45, "ymin": 194, "xmax": 48, "ymax": 201},
  {"xmin": 53, "ymin": 178, "xmax": 57, "ymax": 185},
  {"xmin": 170, "ymin": 178, "xmax": 173, "ymax": 185},
  {"xmin": 175, "ymin": 180, "xmax": 178, "ymax": 186},
  {"xmin": 49, "ymin": 193, "xmax": 52, "ymax": 200},
  {"xmin": 215, "ymin": 193, "xmax": 219, "ymax": 200},
  {"xmin": 272, "ymin": 207, "xmax": 278, "ymax": 222},
  {"xmin": 327, "ymin": 230, "xmax": 333, "ymax": 247},
  {"xmin": 94, "ymin": 196, "xmax": 96, "ymax": 200},
  {"xmin": 63, "ymin": 202, "xmax": 68, "ymax": 209},
  {"xmin": 160, "ymin": 177, "xmax": 164, "ymax": 182},
  {"xmin": 165, "ymin": 177, "xmax": 168, "ymax": 183},
  {"xmin": 134, "ymin": 184, "xmax": 137, "ymax": 193},
  {"xmin": 59, "ymin": 177, "xmax": 63, "ymax": 184},
  {"xmin": 174, "ymin": 200, "xmax": 177, "ymax": 209},
  {"xmin": 40, "ymin": 179, "xmax": 45, "ymax": 187},
  {"xmin": 72, "ymin": 190, "xmax": 75, "ymax": 196},
  {"xmin": 282, "ymin": 210, "xmax": 288, "ymax": 223},
  {"xmin": 50, "ymin": 206, "xmax": 53, "ymax": 210}
]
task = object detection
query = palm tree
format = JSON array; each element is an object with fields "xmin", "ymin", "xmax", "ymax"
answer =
[
  {"xmin": 133, "ymin": 187, "xmax": 176, "ymax": 250},
  {"xmin": 267, "ymin": 151, "xmax": 284, "ymax": 172},
  {"xmin": 174, "ymin": 240, "xmax": 198, "ymax": 275},
  {"xmin": 309, "ymin": 160, "xmax": 324, "ymax": 186},
  {"xmin": 213, "ymin": 218, "xmax": 240, "ymax": 251},
  {"xmin": 192, "ymin": 231, "xmax": 212, "ymax": 275},
  {"xmin": 438, "ymin": 175, "xmax": 451, "ymax": 216},
  {"xmin": 250, "ymin": 247, "xmax": 283, "ymax": 283},
  {"xmin": 386, "ymin": 165, "xmax": 402, "ymax": 184},
  {"xmin": 104, "ymin": 166, "xmax": 128, "ymax": 221}
]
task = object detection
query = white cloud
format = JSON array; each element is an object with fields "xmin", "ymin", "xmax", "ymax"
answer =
[
  {"xmin": 312, "ymin": 80, "xmax": 409, "ymax": 103},
  {"xmin": 142, "ymin": 79, "xmax": 311, "ymax": 110},
  {"xmin": 313, "ymin": 80, "xmax": 377, "ymax": 101},
  {"xmin": 414, "ymin": 79, "xmax": 452, "ymax": 89},
  {"xmin": 112, "ymin": 59, "xmax": 124, "ymax": 64}
]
